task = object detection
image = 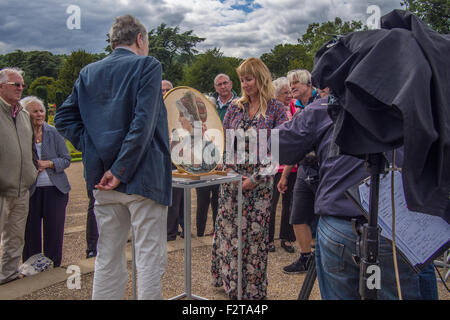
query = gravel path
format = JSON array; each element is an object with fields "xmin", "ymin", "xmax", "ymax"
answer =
[{"xmin": 15, "ymin": 162, "xmax": 449, "ymax": 300}]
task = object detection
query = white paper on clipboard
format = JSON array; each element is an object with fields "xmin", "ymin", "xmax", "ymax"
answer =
[{"xmin": 358, "ymin": 170, "xmax": 450, "ymax": 270}]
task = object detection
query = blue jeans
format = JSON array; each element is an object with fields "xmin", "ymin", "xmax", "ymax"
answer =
[{"xmin": 315, "ymin": 215, "xmax": 437, "ymax": 300}]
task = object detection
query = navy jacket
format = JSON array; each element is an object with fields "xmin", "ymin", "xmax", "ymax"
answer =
[
  {"xmin": 276, "ymin": 98, "xmax": 369, "ymax": 218},
  {"xmin": 55, "ymin": 48, "xmax": 172, "ymax": 206}
]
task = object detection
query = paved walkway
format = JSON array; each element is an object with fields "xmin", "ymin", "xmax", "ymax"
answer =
[{"xmin": 0, "ymin": 162, "xmax": 217, "ymax": 300}]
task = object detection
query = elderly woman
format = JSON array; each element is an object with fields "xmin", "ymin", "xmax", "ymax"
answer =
[
  {"xmin": 268, "ymin": 77, "xmax": 296, "ymax": 253},
  {"xmin": 211, "ymin": 58, "xmax": 288, "ymax": 300},
  {"xmin": 21, "ymin": 96, "xmax": 71, "ymax": 268}
]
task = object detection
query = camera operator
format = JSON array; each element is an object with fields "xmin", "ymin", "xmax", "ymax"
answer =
[{"xmin": 275, "ymin": 96, "xmax": 438, "ymax": 299}]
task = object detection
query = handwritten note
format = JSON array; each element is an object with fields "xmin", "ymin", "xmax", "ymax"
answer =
[{"xmin": 359, "ymin": 171, "xmax": 450, "ymax": 269}]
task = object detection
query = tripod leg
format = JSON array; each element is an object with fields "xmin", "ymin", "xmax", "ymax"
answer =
[{"xmin": 298, "ymin": 253, "xmax": 317, "ymax": 300}]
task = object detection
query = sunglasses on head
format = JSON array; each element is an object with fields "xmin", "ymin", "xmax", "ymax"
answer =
[{"xmin": 5, "ymin": 82, "xmax": 26, "ymax": 89}]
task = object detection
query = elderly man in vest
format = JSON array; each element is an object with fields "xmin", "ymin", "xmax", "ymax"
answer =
[{"xmin": 0, "ymin": 67, "xmax": 38, "ymax": 285}]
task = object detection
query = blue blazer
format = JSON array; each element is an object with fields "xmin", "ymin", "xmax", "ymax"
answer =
[
  {"xmin": 55, "ymin": 48, "xmax": 172, "ymax": 206},
  {"xmin": 30, "ymin": 122, "xmax": 71, "ymax": 195}
]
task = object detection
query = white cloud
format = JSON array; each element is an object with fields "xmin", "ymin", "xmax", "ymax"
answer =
[{"xmin": 0, "ymin": 0, "xmax": 403, "ymax": 57}]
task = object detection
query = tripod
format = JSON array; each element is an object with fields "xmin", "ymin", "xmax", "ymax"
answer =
[{"xmin": 297, "ymin": 153, "xmax": 386, "ymax": 300}]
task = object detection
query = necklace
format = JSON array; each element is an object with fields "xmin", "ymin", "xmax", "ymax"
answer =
[
  {"xmin": 35, "ymin": 130, "xmax": 42, "ymax": 144},
  {"xmin": 248, "ymin": 100, "xmax": 260, "ymax": 120}
]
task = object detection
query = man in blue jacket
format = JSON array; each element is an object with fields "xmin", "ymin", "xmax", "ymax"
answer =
[{"xmin": 55, "ymin": 14, "xmax": 172, "ymax": 300}]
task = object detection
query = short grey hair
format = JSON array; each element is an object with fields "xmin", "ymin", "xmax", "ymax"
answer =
[
  {"xmin": 20, "ymin": 96, "xmax": 45, "ymax": 115},
  {"xmin": 0, "ymin": 67, "xmax": 23, "ymax": 83},
  {"xmin": 162, "ymin": 79, "xmax": 173, "ymax": 88},
  {"xmin": 272, "ymin": 77, "xmax": 290, "ymax": 96},
  {"xmin": 214, "ymin": 73, "xmax": 231, "ymax": 85},
  {"xmin": 109, "ymin": 14, "xmax": 147, "ymax": 50},
  {"xmin": 287, "ymin": 69, "xmax": 312, "ymax": 86}
]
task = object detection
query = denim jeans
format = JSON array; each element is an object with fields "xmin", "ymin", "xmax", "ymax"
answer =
[{"xmin": 315, "ymin": 215, "xmax": 437, "ymax": 300}]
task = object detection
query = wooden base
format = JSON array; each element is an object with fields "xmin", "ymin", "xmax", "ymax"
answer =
[{"xmin": 172, "ymin": 169, "xmax": 228, "ymax": 180}]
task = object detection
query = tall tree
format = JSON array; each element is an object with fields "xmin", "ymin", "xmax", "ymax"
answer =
[
  {"xmin": 56, "ymin": 50, "xmax": 98, "ymax": 98},
  {"xmin": 25, "ymin": 51, "xmax": 62, "ymax": 80},
  {"xmin": 148, "ymin": 23, "xmax": 205, "ymax": 85},
  {"xmin": 28, "ymin": 76, "xmax": 55, "ymax": 97},
  {"xmin": 260, "ymin": 43, "xmax": 313, "ymax": 77},
  {"xmin": 401, "ymin": 0, "xmax": 450, "ymax": 33},
  {"xmin": 182, "ymin": 48, "xmax": 242, "ymax": 94},
  {"xmin": 299, "ymin": 17, "xmax": 366, "ymax": 58}
]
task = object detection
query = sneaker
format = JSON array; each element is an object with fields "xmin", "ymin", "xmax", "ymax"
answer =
[
  {"xmin": 86, "ymin": 250, "xmax": 97, "ymax": 259},
  {"xmin": 282, "ymin": 254, "xmax": 312, "ymax": 274}
]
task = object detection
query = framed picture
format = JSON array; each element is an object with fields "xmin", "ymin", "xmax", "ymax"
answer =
[{"xmin": 164, "ymin": 86, "xmax": 224, "ymax": 175}]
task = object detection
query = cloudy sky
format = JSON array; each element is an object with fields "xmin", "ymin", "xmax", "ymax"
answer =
[{"xmin": 0, "ymin": 0, "xmax": 403, "ymax": 58}]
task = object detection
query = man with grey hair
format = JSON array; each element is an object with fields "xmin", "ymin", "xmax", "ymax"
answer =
[
  {"xmin": 161, "ymin": 80, "xmax": 173, "ymax": 96},
  {"xmin": 55, "ymin": 14, "xmax": 172, "ymax": 300},
  {"xmin": 212, "ymin": 73, "xmax": 237, "ymax": 122},
  {"xmin": 194, "ymin": 73, "xmax": 237, "ymax": 237},
  {"xmin": 0, "ymin": 67, "xmax": 38, "ymax": 284}
]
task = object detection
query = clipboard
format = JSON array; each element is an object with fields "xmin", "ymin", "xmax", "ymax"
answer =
[{"xmin": 345, "ymin": 172, "xmax": 450, "ymax": 273}]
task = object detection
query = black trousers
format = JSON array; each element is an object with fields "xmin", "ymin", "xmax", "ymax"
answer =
[
  {"xmin": 196, "ymin": 185, "xmax": 219, "ymax": 236},
  {"xmin": 269, "ymin": 172, "xmax": 296, "ymax": 243},
  {"xmin": 86, "ymin": 190, "xmax": 98, "ymax": 253},
  {"xmin": 23, "ymin": 186, "xmax": 68, "ymax": 267},
  {"xmin": 167, "ymin": 188, "xmax": 184, "ymax": 240}
]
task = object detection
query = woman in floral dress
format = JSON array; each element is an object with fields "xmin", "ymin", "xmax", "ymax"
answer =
[{"xmin": 211, "ymin": 57, "xmax": 288, "ymax": 299}]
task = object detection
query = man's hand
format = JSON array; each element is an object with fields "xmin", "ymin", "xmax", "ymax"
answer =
[
  {"xmin": 95, "ymin": 170, "xmax": 121, "ymax": 191},
  {"xmin": 277, "ymin": 176, "xmax": 288, "ymax": 194}
]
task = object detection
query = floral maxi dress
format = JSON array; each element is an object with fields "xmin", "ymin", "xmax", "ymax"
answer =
[{"xmin": 211, "ymin": 99, "xmax": 288, "ymax": 299}]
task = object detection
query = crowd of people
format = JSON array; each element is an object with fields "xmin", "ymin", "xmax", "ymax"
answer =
[{"xmin": 0, "ymin": 13, "xmax": 443, "ymax": 301}]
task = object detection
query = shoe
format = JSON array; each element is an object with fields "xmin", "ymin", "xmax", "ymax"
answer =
[
  {"xmin": 282, "ymin": 254, "xmax": 312, "ymax": 274},
  {"xmin": 268, "ymin": 242, "xmax": 275, "ymax": 252},
  {"xmin": 86, "ymin": 251, "xmax": 97, "ymax": 259},
  {"xmin": 281, "ymin": 240, "xmax": 295, "ymax": 253}
]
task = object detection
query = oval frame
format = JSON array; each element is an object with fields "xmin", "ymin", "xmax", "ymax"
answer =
[{"xmin": 164, "ymin": 86, "xmax": 224, "ymax": 176}]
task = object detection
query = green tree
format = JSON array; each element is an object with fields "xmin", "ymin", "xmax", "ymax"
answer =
[
  {"xmin": 35, "ymin": 86, "xmax": 49, "ymax": 121},
  {"xmin": 25, "ymin": 51, "xmax": 62, "ymax": 80},
  {"xmin": 182, "ymin": 48, "xmax": 242, "ymax": 94},
  {"xmin": 260, "ymin": 43, "xmax": 313, "ymax": 77},
  {"xmin": 57, "ymin": 50, "xmax": 98, "ymax": 98},
  {"xmin": 401, "ymin": 0, "xmax": 450, "ymax": 33},
  {"xmin": 28, "ymin": 76, "xmax": 55, "ymax": 97},
  {"xmin": 54, "ymin": 91, "xmax": 65, "ymax": 110},
  {"xmin": 299, "ymin": 17, "xmax": 367, "ymax": 58},
  {"xmin": 148, "ymin": 23, "xmax": 205, "ymax": 85}
]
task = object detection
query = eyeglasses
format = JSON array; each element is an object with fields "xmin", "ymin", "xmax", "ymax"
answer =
[{"xmin": 5, "ymin": 82, "xmax": 26, "ymax": 89}]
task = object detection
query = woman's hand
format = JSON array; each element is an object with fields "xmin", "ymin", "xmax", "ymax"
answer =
[
  {"xmin": 242, "ymin": 176, "xmax": 256, "ymax": 191},
  {"xmin": 277, "ymin": 176, "xmax": 288, "ymax": 194},
  {"xmin": 37, "ymin": 160, "xmax": 53, "ymax": 172}
]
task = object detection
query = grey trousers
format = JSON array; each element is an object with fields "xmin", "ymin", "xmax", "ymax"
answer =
[
  {"xmin": 0, "ymin": 191, "xmax": 29, "ymax": 284},
  {"xmin": 92, "ymin": 190, "xmax": 167, "ymax": 300}
]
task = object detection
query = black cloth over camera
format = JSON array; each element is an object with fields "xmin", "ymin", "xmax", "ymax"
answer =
[{"xmin": 311, "ymin": 10, "xmax": 450, "ymax": 222}]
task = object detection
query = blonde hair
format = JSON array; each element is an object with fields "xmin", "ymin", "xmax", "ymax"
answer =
[{"xmin": 236, "ymin": 57, "xmax": 275, "ymax": 117}]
